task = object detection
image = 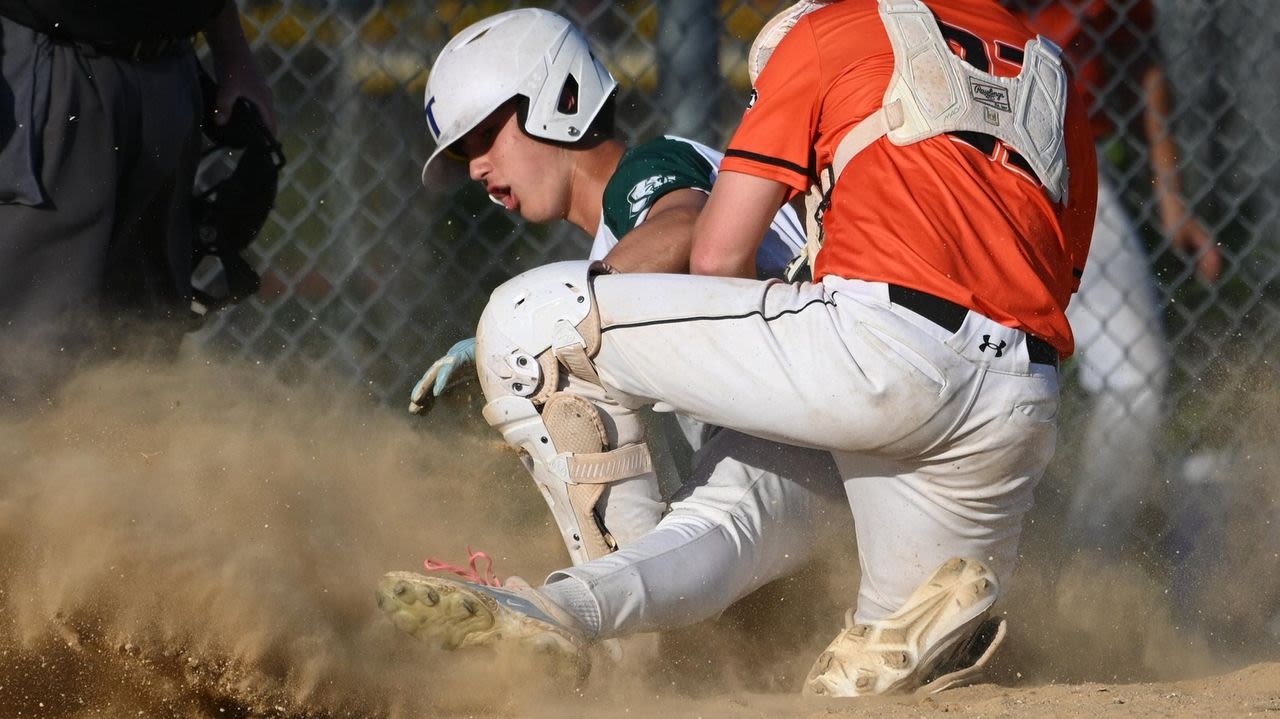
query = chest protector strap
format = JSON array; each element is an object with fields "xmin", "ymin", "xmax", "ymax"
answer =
[{"xmin": 786, "ymin": 0, "xmax": 1070, "ymax": 281}]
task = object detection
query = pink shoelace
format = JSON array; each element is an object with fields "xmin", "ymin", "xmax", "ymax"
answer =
[{"xmin": 423, "ymin": 546, "xmax": 504, "ymax": 587}]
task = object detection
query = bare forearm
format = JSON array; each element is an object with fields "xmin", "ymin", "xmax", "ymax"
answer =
[
  {"xmin": 690, "ymin": 171, "xmax": 786, "ymax": 278},
  {"xmin": 689, "ymin": 218, "xmax": 757, "ymax": 277},
  {"xmin": 1142, "ymin": 65, "xmax": 1189, "ymax": 230},
  {"xmin": 602, "ymin": 205, "xmax": 699, "ymax": 273},
  {"xmin": 202, "ymin": 1, "xmax": 277, "ymax": 131},
  {"xmin": 204, "ymin": 2, "xmax": 253, "ymax": 75},
  {"xmin": 1141, "ymin": 65, "xmax": 1221, "ymax": 281}
]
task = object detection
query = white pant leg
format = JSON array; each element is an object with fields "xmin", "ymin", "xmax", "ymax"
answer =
[
  {"xmin": 598, "ymin": 473, "xmax": 668, "ymax": 546},
  {"xmin": 542, "ymin": 429, "xmax": 843, "ymax": 638},
  {"xmin": 835, "ymin": 379, "xmax": 1056, "ymax": 621},
  {"xmin": 516, "ymin": 273, "xmax": 1058, "ymax": 625},
  {"xmin": 1064, "ymin": 175, "xmax": 1168, "ymax": 549}
]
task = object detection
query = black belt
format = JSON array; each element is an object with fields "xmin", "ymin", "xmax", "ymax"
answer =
[
  {"xmin": 69, "ymin": 35, "xmax": 185, "ymax": 63},
  {"xmin": 887, "ymin": 284, "xmax": 1059, "ymax": 368}
]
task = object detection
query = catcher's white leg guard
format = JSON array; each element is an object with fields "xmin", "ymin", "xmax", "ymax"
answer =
[
  {"xmin": 477, "ymin": 262, "xmax": 658, "ymax": 566},
  {"xmin": 803, "ymin": 557, "xmax": 1006, "ymax": 697}
]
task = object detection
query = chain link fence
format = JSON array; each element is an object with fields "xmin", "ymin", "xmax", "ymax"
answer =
[{"xmin": 196, "ymin": 0, "xmax": 1280, "ymax": 628}]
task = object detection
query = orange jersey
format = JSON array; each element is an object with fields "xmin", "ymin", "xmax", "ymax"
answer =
[{"xmin": 721, "ymin": 0, "xmax": 1097, "ymax": 357}]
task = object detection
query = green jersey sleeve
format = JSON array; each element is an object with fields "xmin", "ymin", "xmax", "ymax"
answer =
[{"xmin": 601, "ymin": 137, "xmax": 716, "ymax": 239}]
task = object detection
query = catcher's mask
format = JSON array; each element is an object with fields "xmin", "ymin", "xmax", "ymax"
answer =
[{"xmin": 191, "ymin": 68, "xmax": 286, "ymax": 317}]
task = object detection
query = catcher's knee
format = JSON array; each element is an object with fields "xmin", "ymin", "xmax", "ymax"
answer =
[
  {"xmin": 475, "ymin": 262, "xmax": 656, "ymax": 564},
  {"xmin": 475, "ymin": 260, "xmax": 607, "ymax": 404}
]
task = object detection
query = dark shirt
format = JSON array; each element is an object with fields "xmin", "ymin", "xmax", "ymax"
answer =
[{"xmin": 0, "ymin": 0, "xmax": 226, "ymax": 44}]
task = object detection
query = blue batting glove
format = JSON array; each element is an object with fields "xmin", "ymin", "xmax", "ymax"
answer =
[{"xmin": 409, "ymin": 337, "xmax": 477, "ymax": 415}]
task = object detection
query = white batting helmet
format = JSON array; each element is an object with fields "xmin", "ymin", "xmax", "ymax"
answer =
[{"xmin": 421, "ymin": 9, "xmax": 618, "ymax": 187}]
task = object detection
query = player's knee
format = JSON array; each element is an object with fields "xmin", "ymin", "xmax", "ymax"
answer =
[{"xmin": 475, "ymin": 259, "xmax": 605, "ymax": 407}]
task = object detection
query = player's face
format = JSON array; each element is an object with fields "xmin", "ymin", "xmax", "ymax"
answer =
[{"xmin": 455, "ymin": 102, "xmax": 570, "ymax": 224}]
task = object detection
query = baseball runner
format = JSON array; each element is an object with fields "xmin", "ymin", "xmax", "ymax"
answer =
[
  {"xmin": 379, "ymin": 0, "xmax": 1097, "ymax": 697},
  {"xmin": 397, "ymin": 5, "xmax": 844, "ymax": 623},
  {"xmin": 1012, "ymin": 0, "xmax": 1221, "ymax": 554}
]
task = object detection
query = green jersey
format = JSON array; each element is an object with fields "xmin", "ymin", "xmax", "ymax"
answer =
[{"xmin": 589, "ymin": 135, "xmax": 804, "ymax": 279}]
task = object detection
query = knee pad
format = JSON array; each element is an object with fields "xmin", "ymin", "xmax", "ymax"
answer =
[
  {"xmin": 476, "ymin": 261, "xmax": 667, "ymax": 563},
  {"xmin": 483, "ymin": 391, "xmax": 654, "ymax": 565},
  {"xmin": 475, "ymin": 260, "xmax": 605, "ymax": 404}
]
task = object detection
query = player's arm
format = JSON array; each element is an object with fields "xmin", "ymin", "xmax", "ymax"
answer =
[
  {"xmin": 690, "ymin": 171, "xmax": 788, "ymax": 278},
  {"xmin": 602, "ymin": 188, "xmax": 707, "ymax": 274},
  {"xmin": 204, "ymin": 2, "xmax": 277, "ymax": 132},
  {"xmin": 692, "ymin": 11, "xmax": 817, "ymax": 279},
  {"xmin": 1142, "ymin": 64, "xmax": 1220, "ymax": 282}
]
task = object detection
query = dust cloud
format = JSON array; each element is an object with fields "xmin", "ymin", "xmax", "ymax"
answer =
[
  {"xmin": 0, "ymin": 355, "xmax": 571, "ymax": 717},
  {"xmin": 996, "ymin": 365, "xmax": 1280, "ymax": 686},
  {"xmin": 0, "ymin": 353, "xmax": 1276, "ymax": 717}
]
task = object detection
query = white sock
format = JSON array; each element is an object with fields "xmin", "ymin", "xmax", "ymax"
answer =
[{"xmin": 539, "ymin": 574, "xmax": 602, "ymax": 638}]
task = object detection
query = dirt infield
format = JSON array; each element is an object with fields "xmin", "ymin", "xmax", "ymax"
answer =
[{"xmin": 2, "ymin": 358, "xmax": 1276, "ymax": 718}]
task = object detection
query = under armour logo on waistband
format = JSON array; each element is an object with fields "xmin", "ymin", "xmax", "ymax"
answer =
[{"xmin": 978, "ymin": 335, "xmax": 1007, "ymax": 357}]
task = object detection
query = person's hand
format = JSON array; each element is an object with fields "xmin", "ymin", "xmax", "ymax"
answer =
[
  {"xmin": 408, "ymin": 337, "xmax": 477, "ymax": 415},
  {"xmin": 214, "ymin": 62, "xmax": 277, "ymax": 135},
  {"xmin": 204, "ymin": 4, "xmax": 278, "ymax": 134},
  {"xmin": 1172, "ymin": 217, "xmax": 1223, "ymax": 283}
]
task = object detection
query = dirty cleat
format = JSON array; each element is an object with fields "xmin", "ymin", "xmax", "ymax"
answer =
[
  {"xmin": 376, "ymin": 571, "xmax": 589, "ymax": 679},
  {"xmin": 803, "ymin": 557, "xmax": 1004, "ymax": 697},
  {"xmin": 915, "ymin": 614, "xmax": 1006, "ymax": 695}
]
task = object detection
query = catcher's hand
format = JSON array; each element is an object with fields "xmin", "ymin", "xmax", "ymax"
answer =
[{"xmin": 409, "ymin": 337, "xmax": 477, "ymax": 415}]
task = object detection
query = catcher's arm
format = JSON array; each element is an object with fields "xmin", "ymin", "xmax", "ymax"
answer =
[{"xmin": 690, "ymin": 171, "xmax": 788, "ymax": 278}]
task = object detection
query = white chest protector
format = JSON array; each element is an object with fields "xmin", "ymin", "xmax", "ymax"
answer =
[{"xmin": 785, "ymin": 0, "xmax": 1070, "ymax": 280}]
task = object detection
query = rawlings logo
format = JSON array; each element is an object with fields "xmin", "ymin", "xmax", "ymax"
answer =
[
  {"xmin": 969, "ymin": 79, "xmax": 1010, "ymax": 112},
  {"xmin": 627, "ymin": 175, "xmax": 677, "ymax": 216}
]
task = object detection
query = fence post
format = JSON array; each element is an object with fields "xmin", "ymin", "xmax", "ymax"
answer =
[{"xmin": 656, "ymin": 0, "xmax": 722, "ymax": 143}]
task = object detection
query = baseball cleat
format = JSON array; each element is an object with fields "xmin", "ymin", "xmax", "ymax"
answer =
[
  {"xmin": 376, "ymin": 571, "xmax": 589, "ymax": 680},
  {"xmin": 803, "ymin": 557, "xmax": 1004, "ymax": 697},
  {"xmin": 915, "ymin": 614, "xmax": 1006, "ymax": 695}
]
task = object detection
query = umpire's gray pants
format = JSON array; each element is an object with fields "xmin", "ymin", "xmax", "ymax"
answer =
[{"xmin": 0, "ymin": 17, "xmax": 202, "ymax": 403}]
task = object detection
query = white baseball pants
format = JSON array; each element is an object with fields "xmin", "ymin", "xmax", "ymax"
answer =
[
  {"xmin": 537, "ymin": 274, "xmax": 1059, "ymax": 636},
  {"xmin": 546, "ymin": 428, "xmax": 845, "ymax": 637}
]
